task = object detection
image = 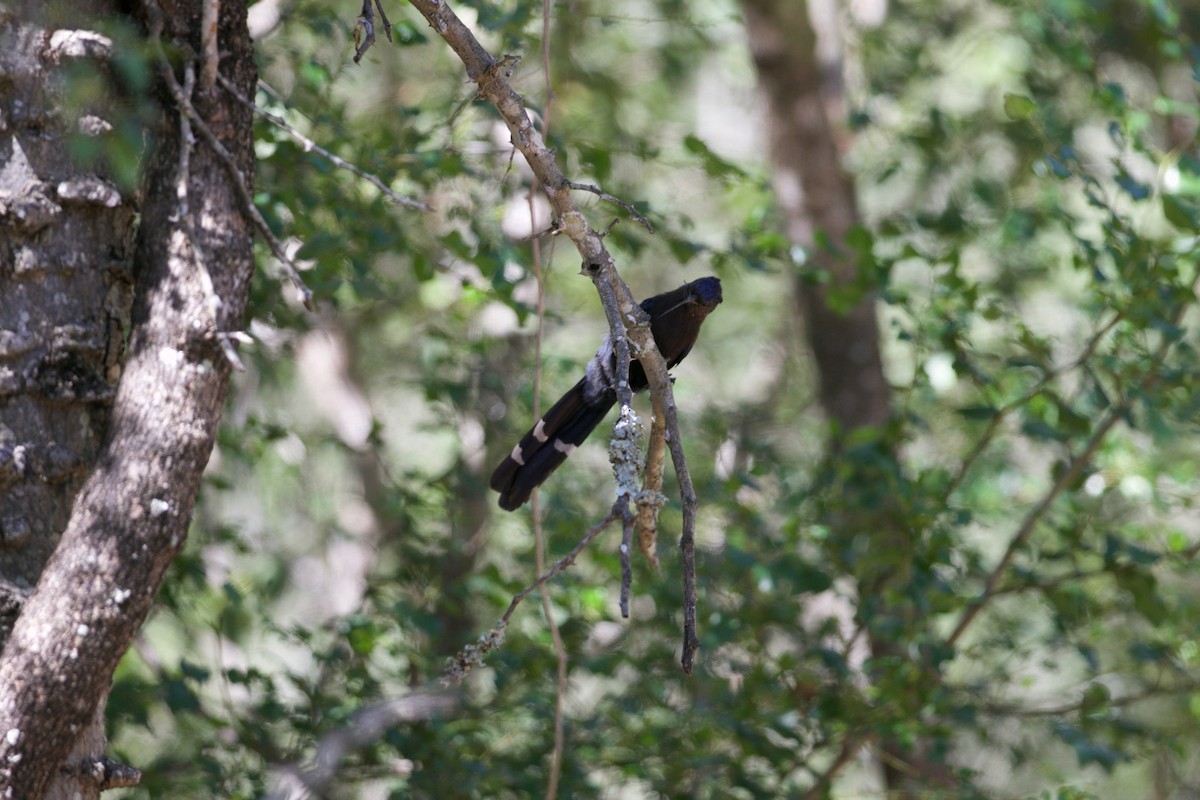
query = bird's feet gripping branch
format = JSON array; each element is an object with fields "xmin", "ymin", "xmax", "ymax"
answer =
[{"xmin": 490, "ymin": 277, "xmax": 723, "ymax": 511}]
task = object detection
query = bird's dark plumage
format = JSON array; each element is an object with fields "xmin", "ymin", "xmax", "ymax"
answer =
[{"xmin": 490, "ymin": 277, "xmax": 723, "ymax": 511}]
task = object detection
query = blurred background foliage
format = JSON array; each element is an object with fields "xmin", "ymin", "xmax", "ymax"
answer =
[{"xmin": 105, "ymin": 0, "xmax": 1200, "ymax": 797}]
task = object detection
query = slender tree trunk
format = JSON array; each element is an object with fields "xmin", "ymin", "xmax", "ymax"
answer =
[
  {"xmin": 741, "ymin": 1, "xmax": 951, "ymax": 796},
  {"xmin": 741, "ymin": 0, "xmax": 889, "ymax": 430},
  {"xmin": 0, "ymin": 0, "xmax": 257, "ymax": 795}
]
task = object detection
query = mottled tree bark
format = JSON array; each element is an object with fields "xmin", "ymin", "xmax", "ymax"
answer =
[
  {"xmin": 0, "ymin": 1, "xmax": 136, "ymax": 632},
  {"xmin": 0, "ymin": 0, "xmax": 257, "ymax": 795},
  {"xmin": 741, "ymin": 0, "xmax": 950, "ymax": 796},
  {"xmin": 0, "ymin": 6, "xmax": 138, "ymax": 798}
]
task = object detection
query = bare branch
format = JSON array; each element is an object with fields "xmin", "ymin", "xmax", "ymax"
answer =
[
  {"xmin": 404, "ymin": 0, "xmax": 704, "ymax": 670},
  {"xmin": 171, "ymin": 61, "xmax": 246, "ymax": 371},
  {"xmin": 566, "ymin": 181, "xmax": 654, "ymax": 233},
  {"xmin": 947, "ymin": 403, "xmax": 1124, "ymax": 647},
  {"xmin": 269, "ymin": 691, "xmax": 457, "ymax": 800},
  {"xmin": 636, "ymin": 398, "xmax": 668, "ymax": 572},
  {"xmin": 977, "ymin": 680, "xmax": 1197, "ymax": 719},
  {"xmin": 801, "ymin": 735, "xmax": 870, "ymax": 800},
  {"xmin": 663, "ymin": 394, "xmax": 702, "ymax": 672},
  {"xmin": 619, "ymin": 502, "xmax": 634, "ymax": 617},
  {"xmin": 501, "ymin": 510, "xmax": 621, "ymax": 628},
  {"xmin": 374, "ymin": 0, "xmax": 393, "ymax": 43}
]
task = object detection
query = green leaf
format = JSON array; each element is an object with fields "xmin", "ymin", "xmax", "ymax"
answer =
[
  {"xmin": 1115, "ymin": 568, "xmax": 1169, "ymax": 626},
  {"xmin": 957, "ymin": 405, "xmax": 999, "ymax": 420},
  {"xmin": 294, "ymin": 230, "xmax": 343, "ymax": 260},
  {"xmin": 1115, "ymin": 172, "xmax": 1150, "ymax": 201},
  {"xmin": 392, "ymin": 20, "xmax": 428, "ymax": 45},
  {"xmin": 682, "ymin": 134, "xmax": 748, "ymax": 180},
  {"xmin": 1162, "ymin": 193, "xmax": 1197, "ymax": 228},
  {"xmin": 1003, "ymin": 92, "xmax": 1037, "ymax": 120},
  {"xmin": 1052, "ymin": 722, "xmax": 1131, "ymax": 771},
  {"xmin": 179, "ymin": 660, "xmax": 211, "ymax": 683},
  {"xmin": 776, "ymin": 554, "xmax": 833, "ymax": 593},
  {"xmin": 163, "ymin": 678, "xmax": 201, "ymax": 713},
  {"xmin": 1021, "ymin": 419, "xmax": 1067, "ymax": 442},
  {"xmin": 667, "ymin": 236, "xmax": 705, "ymax": 264}
]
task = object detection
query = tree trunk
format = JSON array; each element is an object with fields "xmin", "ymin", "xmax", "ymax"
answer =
[
  {"xmin": 741, "ymin": 0, "xmax": 889, "ymax": 430},
  {"xmin": 741, "ymin": 0, "xmax": 951, "ymax": 796},
  {"xmin": 0, "ymin": 1, "xmax": 135, "ymax": 629},
  {"xmin": 0, "ymin": 0, "xmax": 257, "ymax": 795}
]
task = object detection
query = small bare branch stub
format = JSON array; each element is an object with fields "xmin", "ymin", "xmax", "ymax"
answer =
[
  {"xmin": 354, "ymin": 0, "xmax": 393, "ymax": 63},
  {"xmin": 566, "ymin": 181, "xmax": 654, "ymax": 233},
  {"xmin": 61, "ymin": 756, "xmax": 142, "ymax": 790}
]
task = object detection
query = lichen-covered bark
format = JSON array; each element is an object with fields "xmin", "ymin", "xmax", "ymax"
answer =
[{"xmin": 0, "ymin": 0, "xmax": 257, "ymax": 795}]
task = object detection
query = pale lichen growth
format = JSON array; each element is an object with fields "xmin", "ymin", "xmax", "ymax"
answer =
[
  {"xmin": 609, "ymin": 404, "xmax": 644, "ymax": 500},
  {"xmin": 441, "ymin": 622, "xmax": 507, "ymax": 686}
]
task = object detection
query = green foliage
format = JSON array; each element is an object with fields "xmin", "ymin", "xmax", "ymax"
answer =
[{"xmin": 107, "ymin": 0, "xmax": 1200, "ymax": 798}]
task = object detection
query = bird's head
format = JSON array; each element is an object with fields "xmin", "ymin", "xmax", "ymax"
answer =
[{"xmin": 689, "ymin": 277, "xmax": 723, "ymax": 309}]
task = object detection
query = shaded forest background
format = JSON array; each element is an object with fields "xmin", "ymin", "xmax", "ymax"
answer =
[{"xmin": 67, "ymin": 0, "xmax": 1200, "ymax": 797}]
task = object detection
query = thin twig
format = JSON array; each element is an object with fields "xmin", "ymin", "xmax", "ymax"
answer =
[
  {"xmin": 664, "ymin": 398, "xmax": 701, "ymax": 673},
  {"xmin": 515, "ymin": 221, "xmax": 563, "ymax": 242},
  {"xmin": 216, "ymin": 73, "xmax": 431, "ymax": 211},
  {"xmin": 172, "ymin": 61, "xmax": 245, "ymax": 371},
  {"xmin": 440, "ymin": 511, "xmax": 619, "ymax": 687},
  {"xmin": 269, "ymin": 691, "xmax": 457, "ymax": 799},
  {"xmin": 199, "ymin": 0, "xmax": 219, "ymax": 93},
  {"xmin": 374, "ymin": 0, "xmax": 393, "ymax": 42},
  {"xmin": 982, "ymin": 550, "xmax": 1200, "ymax": 599},
  {"xmin": 528, "ymin": 49, "xmax": 567, "ymax": 790},
  {"xmin": 501, "ymin": 511, "xmax": 621, "ymax": 627},
  {"xmin": 976, "ymin": 680, "xmax": 1195, "ymax": 719},
  {"xmin": 619, "ymin": 502, "xmax": 634, "ymax": 617},
  {"xmin": 145, "ymin": 3, "xmax": 281, "ymax": 366},
  {"xmin": 566, "ymin": 181, "xmax": 654, "ymax": 232}
]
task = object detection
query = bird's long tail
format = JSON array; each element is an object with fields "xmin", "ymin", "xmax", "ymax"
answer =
[{"xmin": 489, "ymin": 378, "xmax": 615, "ymax": 511}]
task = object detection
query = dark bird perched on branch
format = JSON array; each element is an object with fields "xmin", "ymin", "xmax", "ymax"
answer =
[{"xmin": 490, "ymin": 277, "xmax": 723, "ymax": 511}]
